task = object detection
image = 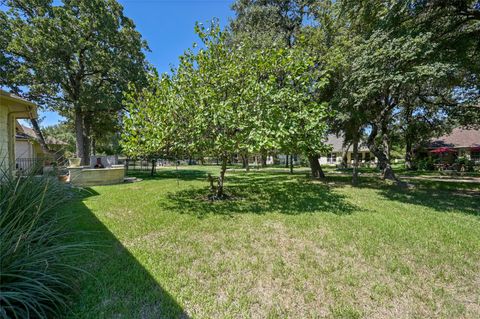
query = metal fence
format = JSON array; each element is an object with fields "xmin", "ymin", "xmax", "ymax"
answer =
[
  {"xmin": 15, "ymin": 157, "xmax": 44, "ymax": 174},
  {"xmin": 125, "ymin": 158, "xmax": 157, "ymax": 175},
  {"xmin": 15, "ymin": 156, "xmax": 69, "ymax": 175}
]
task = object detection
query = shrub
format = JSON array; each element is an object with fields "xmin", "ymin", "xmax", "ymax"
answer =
[
  {"xmin": 416, "ymin": 158, "xmax": 435, "ymax": 171},
  {"xmin": 455, "ymin": 156, "xmax": 475, "ymax": 172},
  {"xmin": 0, "ymin": 167, "xmax": 84, "ymax": 318}
]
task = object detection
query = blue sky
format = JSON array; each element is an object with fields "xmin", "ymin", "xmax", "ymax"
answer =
[
  {"xmin": 13, "ymin": 0, "xmax": 235, "ymax": 127},
  {"xmin": 124, "ymin": 0, "xmax": 234, "ymax": 73}
]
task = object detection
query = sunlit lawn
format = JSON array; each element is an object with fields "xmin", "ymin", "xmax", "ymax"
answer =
[{"xmin": 64, "ymin": 166, "xmax": 479, "ymax": 318}]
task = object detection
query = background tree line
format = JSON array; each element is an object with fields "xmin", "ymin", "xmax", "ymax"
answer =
[
  {"xmin": 122, "ymin": 0, "xmax": 479, "ymax": 190},
  {"xmin": 2, "ymin": 0, "xmax": 479, "ymax": 187}
]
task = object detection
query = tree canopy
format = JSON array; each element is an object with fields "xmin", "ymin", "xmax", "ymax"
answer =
[
  {"xmin": 3, "ymin": 0, "xmax": 479, "ymax": 187},
  {"xmin": 2, "ymin": 0, "xmax": 149, "ymax": 164},
  {"xmin": 122, "ymin": 21, "xmax": 331, "ymax": 197}
]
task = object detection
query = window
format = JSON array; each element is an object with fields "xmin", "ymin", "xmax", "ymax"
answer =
[
  {"xmin": 327, "ymin": 153, "xmax": 336, "ymax": 164},
  {"xmin": 364, "ymin": 152, "xmax": 371, "ymax": 161},
  {"xmin": 471, "ymin": 151, "xmax": 480, "ymax": 162}
]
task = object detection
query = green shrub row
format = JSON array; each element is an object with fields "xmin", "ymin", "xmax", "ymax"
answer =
[{"xmin": 415, "ymin": 156, "xmax": 476, "ymax": 172}]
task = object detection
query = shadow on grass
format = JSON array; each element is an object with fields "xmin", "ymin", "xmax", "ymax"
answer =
[
  {"xmin": 141, "ymin": 167, "xmax": 478, "ymax": 217},
  {"xmin": 379, "ymin": 188, "xmax": 479, "ymax": 216},
  {"xmin": 165, "ymin": 173, "xmax": 358, "ymax": 218},
  {"xmin": 326, "ymin": 175, "xmax": 480, "ymax": 216},
  {"xmin": 63, "ymin": 189, "xmax": 189, "ymax": 318},
  {"xmin": 127, "ymin": 168, "xmax": 208, "ymax": 181}
]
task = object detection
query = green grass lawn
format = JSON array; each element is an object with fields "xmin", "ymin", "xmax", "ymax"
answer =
[{"xmin": 63, "ymin": 166, "xmax": 480, "ymax": 318}]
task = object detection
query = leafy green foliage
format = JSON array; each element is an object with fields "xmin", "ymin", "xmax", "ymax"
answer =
[
  {"xmin": 230, "ymin": 0, "xmax": 314, "ymax": 47},
  {"xmin": 122, "ymin": 21, "xmax": 330, "ymax": 194},
  {"xmin": 2, "ymin": 0, "xmax": 149, "ymax": 163},
  {"xmin": 122, "ymin": 72, "xmax": 177, "ymax": 159},
  {"xmin": 42, "ymin": 122, "xmax": 76, "ymax": 154}
]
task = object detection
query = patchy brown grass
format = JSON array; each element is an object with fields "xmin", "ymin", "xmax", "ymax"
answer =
[{"xmin": 65, "ymin": 167, "xmax": 480, "ymax": 318}]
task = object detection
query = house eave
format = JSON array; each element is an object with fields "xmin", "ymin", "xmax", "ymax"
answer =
[{"xmin": 1, "ymin": 89, "xmax": 38, "ymax": 119}]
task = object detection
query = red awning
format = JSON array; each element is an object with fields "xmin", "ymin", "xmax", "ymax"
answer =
[
  {"xmin": 470, "ymin": 146, "xmax": 480, "ymax": 152},
  {"xmin": 429, "ymin": 147, "xmax": 457, "ymax": 153}
]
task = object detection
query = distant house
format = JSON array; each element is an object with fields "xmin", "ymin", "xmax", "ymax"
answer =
[
  {"xmin": 266, "ymin": 134, "xmax": 376, "ymax": 166},
  {"xmin": 15, "ymin": 122, "xmax": 43, "ymax": 160},
  {"xmin": 15, "ymin": 122, "xmax": 68, "ymax": 171},
  {"xmin": 318, "ymin": 134, "xmax": 374, "ymax": 166},
  {"xmin": 427, "ymin": 128, "xmax": 480, "ymax": 162},
  {"xmin": 0, "ymin": 89, "xmax": 37, "ymax": 175},
  {"xmin": 274, "ymin": 154, "xmax": 302, "ymax": 166}
]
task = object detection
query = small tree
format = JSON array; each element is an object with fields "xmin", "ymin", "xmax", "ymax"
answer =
[
  {"xmin": 122, "ymin": 73, "xmax": 176, "ymax": 160},
  {"xmin": 122, "ymin": 22, "xmax": 330, "ymax": 197}
]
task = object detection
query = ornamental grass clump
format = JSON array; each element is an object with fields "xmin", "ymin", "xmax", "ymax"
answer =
[{"xmin": 0, "ymin": 168, "xmax": 85, "ymax": 318}]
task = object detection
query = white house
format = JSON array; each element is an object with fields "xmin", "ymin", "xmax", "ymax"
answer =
[
  {"xmin": 15, "ymin": 122, "xmax": 69, "ymax": 171},
  {"xmin": 318, "ymin": 134, "xmax": 374, "ymax": 166},
  {"xmin": 266, "ymin": 134, "xmax": 375, "ymax": 167}
]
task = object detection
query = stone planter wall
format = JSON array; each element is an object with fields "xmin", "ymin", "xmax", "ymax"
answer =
[{"xmin": 68, "ymin": 165, "xmax": 125, "ymax": 186}]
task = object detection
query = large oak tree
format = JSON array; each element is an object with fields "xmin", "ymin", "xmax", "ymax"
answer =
[{"xmin": 2, "ymin": 0, "xmax": 149, "ymax": 164}]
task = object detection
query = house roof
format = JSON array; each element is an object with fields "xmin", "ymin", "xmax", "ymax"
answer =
[
  {"xmin": 44, "ymin": 136, "xmax": 68, "ymax": 145},
  {"xmin": 15, "ymin": 122, "xmax": 68, "ymax": 145},
  {"xmin": 429, "ymin": 128, "xmax": 480, "ymax": 149},
  {"xmin": 0, "ymin": 89, "xmax": 38, "ymax": 119},
  {"xmin": 326, "ymin": 134, "xmax": 370, "ymax": 153},
  {"xmin": 20, "ymin": 125, "xmax": 36, "ymax": 138}
]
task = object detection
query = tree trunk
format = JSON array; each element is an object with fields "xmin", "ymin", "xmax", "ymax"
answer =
[
  {"xmin": 383, "ymin": 134, "xmax": 391, "ymax": 163},
  {"xmin": 341, "ymin": 142, "xmax": 351, "ymax": 168},
  {"xmin": 405, "ymin": 139, "xmax": 413, "ymax": 170},
  {"xmin": 216, "ymin": 156, "xmax": 228, "ymax": 198},
  {"xmin": 30, "ymin": 118, "xmax": 51, "ymax": 156},
  {"xmin": 289, "ymin": 155, "xmax": 294, "ymax": 174},
  {"xmin": 91, "ymin": 137, "xmax": 96, "ymax": 156},
  {"xmin": 241, "ymin": 153, "xmax": 250, "ymax": 172},
  {"xmin": 372, "ymin": 145, "xmax": 397, "ymax": 181},
  {"xmin": 83, "ymin": 115, "xmax": 91, "ymax": 165},
  {"xmin": 285, "ymin": 155, "xmax": 289, "ymax": 168},
  {"xmin": 382, "ymin": 163, "xmax": 397, "ymax": 180},
  {"xmin": 150, "ymin": 159, "xmax": 156, "ymax": 176},
  {"xmin": 261, "ymin": 152, "xmax": 267, "ymax": 167},
  {"xmin": 380, "ymin": 119, "xmax": 396, "ymax": 180},
  {"xmin": 318, "ymin": 163, "xmax": 325, "ymax": 178},
  {"xmin": 367, "ymin": 122, "xmax": 399, "ymax": 182},
  {"xmin": 352, "ymin": 139, "xmax": 359, "ymax": 185},
  {"xmin": 74, "ymin": 108, "xmax": 86, "ymax": 165},
  {"xmin": 308, "ymin": 155, "xmax": 325, "ymax": 179},
  {"xmin": 404, "ymin": 105, "xmax": 414, "ymax": 170}
]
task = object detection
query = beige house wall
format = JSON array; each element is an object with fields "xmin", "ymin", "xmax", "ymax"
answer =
[
  {"xmin": 319, "ymin": 151, "xmax": 375, "ymax": 166},
  {"xmin": 16, "ymin": 140, "xmax": 43, "ymax": 158},
  {"xmin": 0, "ymin": 90, "xmax": 37, "ymax": 175},
  {"xmin": 0, "ymin": 109, "xmax": 18, "ymax": 173},
  {"xmin": 0, "ymin": 106, "xmax": 10, "ymax": 172},
  {"xmin": 15, "ymin": 140, "xmax": 35, "ymax": 159}
]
